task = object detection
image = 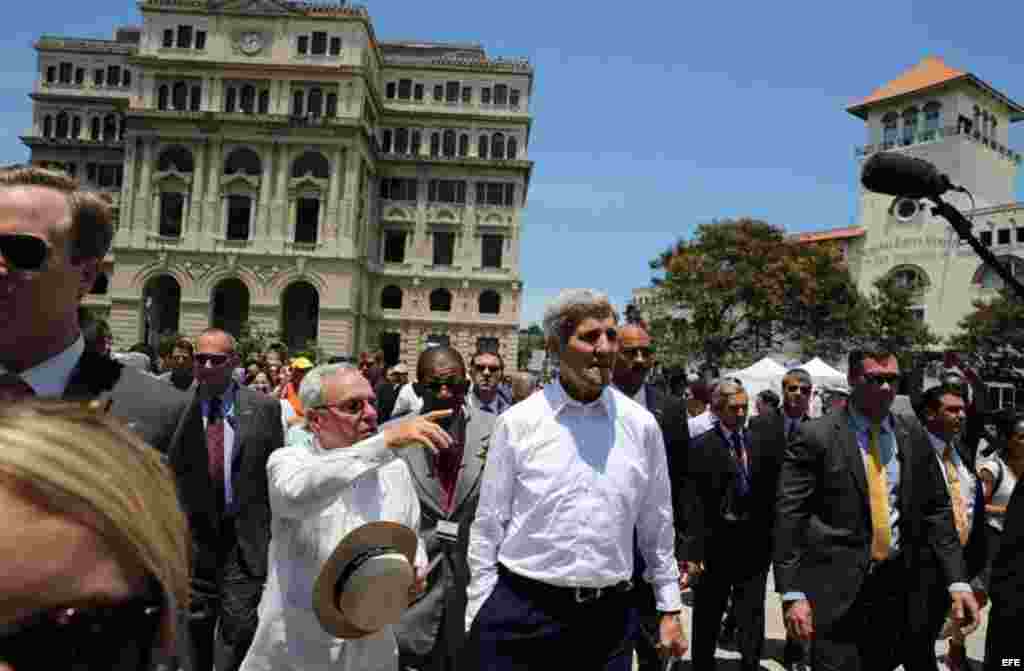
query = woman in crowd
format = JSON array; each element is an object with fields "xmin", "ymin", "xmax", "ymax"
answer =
[
  {"xmin": 979, "ymin": 411, "xmax": 1023, "ymax": 577},
  {"xmin": 0, "ymin": 401, "xmax": 190, "ymax": 671}
]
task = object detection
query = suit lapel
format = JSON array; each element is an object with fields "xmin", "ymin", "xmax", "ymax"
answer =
[
  {"xmin": 893, "ymin": 415, "xmax": 914, "ymax": 524},
  {"xmin": 230, "ymin": 388, "xmax": 251, "ymax": 488},
  {"xmin": 453, "ymin": 412, "xmax": 489, "ymax": 513},
  {"xmin": 841, "ymin": 409, "xmax": 869, "ymax": 505},
  {"xmin": 405, "ymin": 445, "xmax": 446, "ymax": 516},
  {"xmin": 184, "ymin": 393, "xmax": 220, "ymax": 519}
]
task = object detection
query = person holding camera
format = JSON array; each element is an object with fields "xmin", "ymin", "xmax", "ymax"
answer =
[{"xmin": 395, "ymin": 346, "xmax": 497, "ymax": 671}]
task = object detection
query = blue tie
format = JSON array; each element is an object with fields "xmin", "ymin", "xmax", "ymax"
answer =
[{"xmin": 732, "ymin": 432, "xmax": 750, "ymax": 497}]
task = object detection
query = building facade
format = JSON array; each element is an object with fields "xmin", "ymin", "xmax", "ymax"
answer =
[{"xmin": 23, "ymin": 0, "xmax": 533, "ymax": 369}]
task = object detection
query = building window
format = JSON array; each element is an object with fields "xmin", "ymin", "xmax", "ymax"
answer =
[
  {"xmin": 86, "ymin": 164, "xmax": 97, "ymax": 182},
  {"xmin": 924, "ymin": 101, "xmax": 941, "ymax": 133},
  {"xmin": 980, "ymin": 230, "xmax": 993, "ymax": 247},
  {"xmin": 383, "ymin": 230, "xmax": 406, "ymax": 263},
  {"xmin": 462, "ymin": 86, "xmax": 472, "ymax": 103},
  {"xmin": 329, "ymin": 36, "xmax": 341, "ymax": 55},
  {"xmin": 414, "ymin": 84, "xmax": 424, "ymax": 101},
  {"xmin": 380, "ymin": 177, "xmax": 417, "ymax": 201},
  {"xmin": 446, "ymin": 81, "xmax": 459, "ymax": 103},
  {"xmin": 311, "ymin": 31, "xmax": 327, "ymax": 55},
  {"xmin": 59, "ymin": 62, "xmax": 72, "ymax": 84},
  {"xmin": 882, "ymin": 112, "xmax": 898, "ymax": 146},
  {"xmin": 476, "ymin": 182, "xmax": 515, "ymax": 206},
  {"xmin": 158, "ymin": 145, "xmax": 194, "ymax": 173},
  {"xmin": 177, "ymin": 25, "xmax": 192, "ymax": 49},
  {"xmin": 481, "ymin": 87, "xmax": 491, "ymax": 104},
  {"xmin": 510, "ymin": 89, "xmax": 521, "ymax": 107},
  {"xmin": 295, "ymin": 198, "xmax": 319, "ymax": 244},
  {"xmin": 162, "ymin": 29, "xmax": 174, "ymax": 48},
  {"xmin": 91, "ymin": 272, "xmax": 109, "ymax": 295},
  {"xmin": 159, "ymin": 192, "xmax": 184, "ymax": 237},
  {"xmin": 71, "ymin": 116, "xmax": 81, "ymax": 138},
  {"xmin": 157, "ymin": 85, "xmax": 169, "ymax": 110},
  {"xmin": 123, "ymin": 69, "xmax": 131, "ymax": 87},
  {"xmin": 430, "ymin": 132, "xmax": 440, "ymax": 157},
  {"xmin": 195, "ymin": 31, "xmax": 206, "ymax": 50},
  {"xmin": 225, "ymin": 87, "xmax": 237, "ymax": 112},
  {"xmin": 55, "ymin": 112, "xmax": 69, "ymax": 139},
  {"xmin": 428, "ymin": 179, "xmax": 466, "ymax": 204},
  {"xmin": 190, "ymin": 85, "xmax": 201, "ymax": 111},
  {"xmin": 902, "ymin": 107, "xmax": 918, "ymax": 145},
  {"xmin": 97, "ymin": 164, "xmax": 121, "ymax": 188},
  {"xmin": 975, "ymin": 256, "xmax": 1024, "ymax": 289},
  {"xmin": 998, "ymin": 229, "xmax": 1011, "ymax": 245},
  {"xmin": 1017, "ymin": 227, "xmax": 1024, "ymax": 244},
  {"xmin": 433, "ymin": 231, "xmax": 455, "ymax": 266},
  {"xmin": 292, "ymin": 90, "xmax": 304, "ymax": 116},
  {"xmin": 429, "ymin": 288, "xmax": 452, "ymax": 312},
  {"xmin": 494, "ymin": 84, "xmax": 508, "ymax": 105},
  {"xmin": 478, "ymin": 135, "xmax": 489, "ymax": 159},
  {"xmin": 307, "ymin": 88, "xmax": 323, "ymax": 117},
  {"xmin": 172, "ymin": 82, "xmax": 188, "ymax": 110},
  {"xmin": 74, "ymin": 68, "xmax": 85, "ymax": 85},
  {"xmin": 259, "ymin": 90, "xmax": 270, "ymax": 114},
  {"xmin": 477, "ymin": 336, "xmax": 499, "ymax": 353},
  {"xmin": 90, "ymin": 117, "xmax": 100, "ymax": 140},
  {"xmin": 433, "ymin": 85, "xmax": 443, "ymax": 102},
  {"xmin": 297, "ymin": 35, "xmax": 309, "ymax": 55},
  {"xmin": 507, "ymin": 137, "xmax": 518, "ymax": 159},
  {"xmin": 46, "ymin": 66, "xmax": 55, "ymax": 83},
  {"xmin": 458, "ymin": 134, "xmax": 469, "ymax": 157},
  {"xmin": 107, "ymin": 66, "xmax": 121, "ymax": 87},
  {"xmin": 42, "ymin": 115, "xmax": 52, "ymax": 138},
  {"xmin": 380, "ymin": 129, "xmax": 393, "ymax": 154},
  {"xmin": 386, "ymin": 82, "xmax": 396, "ymax": 99},
  {"xmin": 411, "ymin": 130, "xmax": 422, "ymax": 156},
  {"xmin": 240, "ymin": 85, "xmax": 256, "ymax": 114},
  {"xmin": 491, "ymin": 133, "xmax": 505, "ymax": 159},
  {"xmin": 94, "ymin": 69, "xmax": 104, "ymax": 86},
  {"xmin": 398, "ymin": 79, "xmax": 412, "ymax": 100},
  {"xmin": 393, "ymin": 128, "xmax": 408, "ymax": 154},
  {"xmin": 426, "ymin": 333, "xmax": 450, "ymax": 347},
  {"xmin": 442, "ymin": 130, "xmax": 456, "ymax": 157},
  {"xmin": 381, "ymin": 285, "xmax": 403, "ymax": 310},
  {"xmin": 482, "ymin": 235, "xmax": 503, "ymax": 268},
  {"xmin": 226, "ymin": 195, "xmax": 251, "ymax": 240},
  {"xmin": 326, "ymin": 93, "xmax": 337, "ymax": 117},
  {"xmin": 479, "ymin": 290, "xmax": 501, "ymax": 314}
]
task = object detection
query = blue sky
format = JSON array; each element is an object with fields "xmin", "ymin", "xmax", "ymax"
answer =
[{"xmin": 2, "ymin": 0, "xmax": 1023, "ymax": 327}]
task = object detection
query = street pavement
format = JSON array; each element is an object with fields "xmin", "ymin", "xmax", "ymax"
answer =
[{"xmin": 641, "ymin": 572, "xmax": 990, "ymax": 670}]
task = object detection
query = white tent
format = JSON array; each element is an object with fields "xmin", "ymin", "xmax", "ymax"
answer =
[
  {"xmin": 732, "ymin": 357, "xmax": 787, "ymax": 416},
  {"xmin": 799, "ymin": 357, "xmax": 847, "ymax": 387}
]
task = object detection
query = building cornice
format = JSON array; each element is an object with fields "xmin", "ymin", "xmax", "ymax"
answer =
[
  {"xmin": 128, "ymin": 54, "xmax": 367, "ymax": 79},
  {"xmin": 381, "ymin": 108, "xmax": 532, "ymax": 128},
  {"xmin": 382, "ymin": 55, "xmax": 533, "ymax": 77},
  {"xmin": 21, "ymin": 136, "xmax": 126, "ymax": 150},
  {"xmin": 35, "ymin": 36, "xmax": 137, "ymax": 55},
  {"xmin": 30, "ymin": 92, "xmax": 131, "ymax": 106},
  {"xmin": 377, "ymin": 154, "xmax": 534, "ymax": 174}
]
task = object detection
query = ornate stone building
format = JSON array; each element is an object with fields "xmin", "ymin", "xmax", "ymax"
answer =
[{"xmin": 23, "ymin": 0, "xmax": 533, "ymax": 369}]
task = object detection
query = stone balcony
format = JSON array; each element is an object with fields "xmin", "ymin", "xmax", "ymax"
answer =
[{"xmin": 856, "ymin": 124, "xmax": 1022, "ymax": 165}]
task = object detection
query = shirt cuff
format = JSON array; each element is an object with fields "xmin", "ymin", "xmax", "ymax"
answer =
[
  {"xmin": 652, "ymin": 581, "xmax": 683, "ymax": 613},
  {"xmin": 782, "ymin": 591, "xmax": 807, "ymax": 602},
  {"xmin": 335, "ymin": 433, "xmax": 393, "ymax": 463},
  {"xmin": 948, "ymin": 582, "xmax": 972, "ymax": 594}
]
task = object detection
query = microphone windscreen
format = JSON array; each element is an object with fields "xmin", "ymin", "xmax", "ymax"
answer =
[{"xmin": 861, "ymin": 152, "xmax": 950, "ymax": 199}]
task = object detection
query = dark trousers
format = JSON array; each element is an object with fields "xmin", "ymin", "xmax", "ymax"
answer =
[
  {"xmin": 691, "ymin": 545, "xmax": 767, "ymax": 671},
  {"xmin": 632, "ymin": 599, "xmax": 662, "ymax": 671},
  {"xmin": 901, "ymin": 579, "xmax": 955, "ymax": 671},
  {"xmin": 464, "ymin": 566, "xmax": 638, "ymax": 671},
  {"xmin": 812, "ymin": 559, "xmax": 905, "ymax": 671},
  {"xmin": 784, "ymin": 634, "xmax": 811, "ymax": 668},
  {"xmin": 181, "ymin": 526, "xmax": 264, "ymax": 671}
]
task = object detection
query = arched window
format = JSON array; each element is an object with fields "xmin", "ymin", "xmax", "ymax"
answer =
[
  {"xmin": 157, "ymin": 145, "xmax": 195, "ymax": 173},
  {"xmin": 973, "ymin": 256, "xmax": 1024, "ymax": 289},
  {"xmin": 90, "ymin": 272, "xmax": 109, "ymax": 295},
  {"xmin": 494, "ymin": 84, "xmax": 508, "ymax": 105},
  {"xmin": 411, "ymin": 130, "xmax": 422, "ymax": 156},
  {"xmin": 902, "ymin": 107, "xmax": 918, "ymax": 145},
  {"xmin": 240, "ymin": 85, "xmax": 255, "ymax": 114},
  {"xmin": 395, "ymin": 128, "xmax": 409, "ymax": 154},
  {"xmin": 478, "ymin": 134, "xmax": 489, "ymax": 159},
  {"xmin": 122, "ymin": 69, "xmax": 131, "ymax": 87},
  {"xmin": 307, "ymin": 88, "xmax": 323, "ymax": 117},
  {"xmin": 103, "ymin": 115, "xmax": 118, "ymax": 141},
  {"xmin": 479, "ymin": 290, "xmax": 501, "ymax": 314},
  {"xmin": 381, "ymin": 285, "xmax": 403, "ymax": 310},
  {"xmin": 886, "ymin": 265, "xmax": 929, "ymax": 292},
  {"xmin": 507, "ymin": 137, "xmax": 518, "ymax": 159},
  {"xmin": 42, "ymin": 115, "xmax": 52, "ymax": 138},
  {"xmin": 46, "ymin": 66, "xmax": 56, "ymax": 83},
  {"xmin": 172, "ymin": 82, "xmax": 188, "ymax": 110},
  {"xmin": 429, "ymin": 288, "xmax": 452, "ymax": 312},
  {"xmin": 71, "ymin": 116, "xmax": 81, "ymax": 139},
  {"xmin": 292, "ymin": 90, "xmax": 304, "ymax": 116},
  {"xmin": 386, "ymin": 82, "xmax": 396, "ymax": 99},
  {"xmin": 90, "ymin": 117, "xmax": 100, "ymax": 140},
  {"xmin": 224, "ymin": 147, "xmax": 262, "ymax": 176},
  {"xmin": 158, "ymin": 85, "xmax": 169, "ymax": 110},
  {"xmin": 258, "ymin": 90, "xmax": 270, "ymax": 114},
  {"xmin": 291, "ymin": 151, "xmax": 329, "ymax": 179},
  {"xmin": 882, "ymin": 112, "xmax": 898, "ymax": 145},
  {"xmin": 442, "ymin": 130, "xmax": 456, "ymax": 157},
  {"xmin": 326, "ymin": 93, "xmax": 338, "ymax": 117},
  {"xmin": 430, "ymin": 132, "xmax": 440, "ymax": 157},
  {"xmin": 55, "ymin": 111, "xmax": 69, "ymax": 139},
  {"xmin": 923, "ymin": 101, "xmax": 941, "ymax": 134},
  {"xmin": 225, "ymin": 87, "xmax": 237, "ymax": 113},
  {"xmin": 381, "ymin": 129, "xmax": 393, "ymax": 153},
  {"xmin": 190, "ymin": 85, "xmax": 201, "ymax": 112},
  {"xmin": 491, "ymin": 133, "xmax": 505, "ymax": 160},
  {"xmin": 458, "ymin": 133, "xmax": 469, "ymax": 157}
]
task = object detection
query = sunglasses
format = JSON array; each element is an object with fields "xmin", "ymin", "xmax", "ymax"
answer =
[
  {"xmin": 195, "ymin": 353, "xmax": 231, "ymax": 366},
  {"xmin": 0, "ymin": 595, "xmax": 163, "ymax": 671},
  {"xmin": 862, "ymin": 373, "xmax": 900, "ymax": 388},
  {"xmin": 474, "ymin": 364, "xmax": 502, "ymax": 373},
  {"xmin": 415, "ymin": 378, "xmax": 470, "ymax": 396},
  {"xmin": 318, "ymin": 398, "xmax": 376, "ymax": 415},
  {"xmin": 786, "ymin": 385, "xmax": 813, "ymax": 395},
  {"xmin": 0, "ymin": 233, "xmax": 51, "ymax": 273}
]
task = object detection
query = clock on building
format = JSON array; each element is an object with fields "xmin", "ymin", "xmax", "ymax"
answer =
[{"xmin": 239, "ymin": 32, "xmax": 263, "ymax": 55}]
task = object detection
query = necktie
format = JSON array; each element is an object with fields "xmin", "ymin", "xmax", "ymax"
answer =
[
  {"xmin": 481, "ymin": 402, "xmax": 493, "ymax": 414},
  {"xmin": 207, "ymin": 398, "xmax": 226, "ymax": 498},
  {"xmin": 787, "ymin": 419, "xmax": 797, "ymax": 443},
  {"xmin": 0, "ymin": 374, "xmax": 36, "ymax": 402},
  {"xmin": 865, "ymin": 422, "xmax": 892, "ymax": 561},
  {"xmin": 732, "ymin": 432, "xmax": 750, "ymax": 496},
  {"xmin": 943, "ymin": 444, "xmax": 970, "ymax": 546}
]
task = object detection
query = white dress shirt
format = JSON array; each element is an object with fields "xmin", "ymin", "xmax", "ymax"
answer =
[
  {"xmin": 390, "ymin": 382, "xmax": 423, "ymax": 418},
  {"xmin": 927, "ymin": 431, "xmax": 977, "ymax": 531},
  {"xmin": 0, "ymin": 336, "xmax": 84, "ymax": 397},
  {"xmin": 687, "ymin": 408, "xmax": 716, "ymax": 439},
  {"xmin": 466, "ymin": 381, "xmax": 681, "ymax": 630},
  {"xmin": 468, "ymin": 386, "xmax": 510, "ymax": 415},
  {"xmin": 240, "ymin": 432, "xmax": 428, "ymax": 671}
]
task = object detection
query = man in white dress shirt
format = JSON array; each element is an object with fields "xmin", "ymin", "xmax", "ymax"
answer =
[
  {"xmin": 241, "ymin": 364, "xmax": 452, "ymax": 671},
  {"xmin": 465, "ymin": 289, "xmax": 687, "ymax": 671}
]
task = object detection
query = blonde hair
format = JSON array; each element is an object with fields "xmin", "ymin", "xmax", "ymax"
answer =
[{"xmin": 0, "ymin": 401, "xmax": 189, "ymax": 642}]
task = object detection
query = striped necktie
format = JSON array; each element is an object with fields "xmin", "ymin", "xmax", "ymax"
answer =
[
  {"xmin": 865, "ymin": 422, "xmax": 892, "ymax": 561},
  {"xmin": 943, "ymin": 444, "xmax": 970, "ymax": 546}
]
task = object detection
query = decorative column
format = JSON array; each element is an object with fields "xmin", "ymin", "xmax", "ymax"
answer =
[
  {"xmin": 220, "ymin": 196, "xmax": 229, "ymax": 238},
  {"xmin": 190, "ymin": 142, "xmax": 206, "ymax": 231},
  {"xmin": 258, "ymin": 144, "xmax": 273, "ymax": 237},
  {"xmin": 133, "ymin": 137, "xmax": 154, "ymax": 231},
  {"xmin": 275, "ymin": 143, "xmax": 291, "ymax": 240},
  {"xmin": 204, "ymin": 139, "xmax": 222, "ymax": 238},
  {"xmin": 142, "ymin": 74, "xmax": 155, "ymax": 109},
  {"xmin": 342, "ymin": 151, "xmax": 359, "ymax": 239},
  {"xmin": 120, "ymin": 140, "xmax": 136, "ymax": 230},
  {"xmin": 326, "ymin": 146, "xmax": 342, "ymax": 239}
]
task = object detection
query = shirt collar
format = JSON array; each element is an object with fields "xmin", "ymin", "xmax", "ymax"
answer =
[
  {"xmin": 927, "ymin": 430, "xmax": 955, "ymax": 456},
  {"xmin": 848, "ymin": 404, "xmax": 894, "ymax": 434},
  {"xmin": 202, "ymin": 381, "xmax": 239, "ymax": 415},
  {"xmin": 549, "ymin": 379, "xmax": 612, "ymax": 416},
  {"xmin": 0, "ymin": 336, "xmax": 85, "ymax": 398}
]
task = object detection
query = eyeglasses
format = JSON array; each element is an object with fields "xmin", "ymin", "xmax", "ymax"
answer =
[
  {"xmin": 317, "ymin": 398, "xmax": 376, "ymax": 415},
  {"xmin": 474, "ymin": 364, "xmax": 502, "ymax": 373},
  {"xmin": 0, "ymin": 233, "xmax": 51, "ymax": 273},
  {"xmin": 786, "ymin": 385, "xmax": 813, "ymax": 395},
  {"xmin": 0, "ymin": 595, "xmax": 164, "ymax": 671},
  {"xmin": 862, "ymin": 373, "xmax": 900, "ymax": 388},
  {"xmin": 415, "ymin": 378, "xmax": 470, "ymax": 396},
  {"xmin": 195, "ymin": 353, "xmax": 231, "ymax": 366},
  {"xmin": 621, "ymin": 347, "xmax": 655, "ymax": 359}
]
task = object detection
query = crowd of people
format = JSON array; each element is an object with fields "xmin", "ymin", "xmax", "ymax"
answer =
[{"xmin": 0, "ymin": 163, "xmax": 1023, "ymax": 671}]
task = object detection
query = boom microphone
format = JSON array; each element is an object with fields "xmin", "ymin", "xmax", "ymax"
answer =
[{"xmin": 861, "ymin": 152, "xmax": 957, "ymax": 199}]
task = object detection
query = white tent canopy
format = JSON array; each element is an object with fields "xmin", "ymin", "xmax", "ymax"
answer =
[
  {"xmin": 799, "ymin": 357, "xmax": 847, "ymax": 387},
  {"xmin": 730, "ymin": 357, "xmax": 787, "ymax": 415}
]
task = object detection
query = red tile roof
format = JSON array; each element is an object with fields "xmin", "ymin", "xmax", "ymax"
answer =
[{"xmin": 789, "ymin": 226, "xmax": 865, "ymax": 244}]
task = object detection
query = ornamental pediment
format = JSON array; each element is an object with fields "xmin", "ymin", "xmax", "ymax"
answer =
[
  {"xmin": 152, "ymin": 170, "xmax": 193, "ymax": 188},
  {"xmin": 207, "ymin": 0, "xmax": 301, "ymax": 15},
  {"xmin": 221, "ymin": 173, "xmax": 260, "ymax": 190}
]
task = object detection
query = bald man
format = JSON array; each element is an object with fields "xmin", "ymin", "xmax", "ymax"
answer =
[{"xmin": 612, "ymin": 324, "xmax": 690, "ymax": 671}]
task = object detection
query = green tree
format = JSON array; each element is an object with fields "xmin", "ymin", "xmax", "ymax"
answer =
[
  {"xmin": 854, "ymin": 275, "xmax": 940, "ymax": 366},
  {"xmin": 517, "ymin": 323, "xmax": 545, "ymax": 371},
  {"xmin": 948, "ymin": 287, "xmax": 1024, "ymax": 368}
]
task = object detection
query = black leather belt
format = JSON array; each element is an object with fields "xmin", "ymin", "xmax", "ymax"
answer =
[{"xmin": 498, "ymin": 564, "xmax": 633, "ymax": 604}]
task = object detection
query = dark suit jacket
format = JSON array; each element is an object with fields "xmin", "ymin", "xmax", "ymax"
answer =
[
  {"xmin": 682, "ymin": 416, "xmax": 783, "ymax": 568},
  {"xmin": 375, "ymin": 381, "xmax": 400, "ymax": 423},
  {"xmin": 773, "ymin": 408, "xmax": 967, "ymax": 632},
  {"xmin": 174, "ymin": 385, "xmax": 283, "ymax": 581},
  {"xmin": 395, "ymin": 406, "xmax": 496, "ymax": 666},
  {"xmin": 985, "ymin": 478, "xmax": 1024, "ymax": 671},
  {"xmin": 64, "ymin": 350, "xmax": 198, "ymax": 456}
]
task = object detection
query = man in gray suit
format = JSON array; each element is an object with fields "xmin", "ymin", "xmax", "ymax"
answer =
[
  {"xmin": 396, "ymin": 346, "xmax": 497, "ymax": 671},
  {"xmin": 0, "ymin": 165, "xmax": 199, "ymax": 457}
]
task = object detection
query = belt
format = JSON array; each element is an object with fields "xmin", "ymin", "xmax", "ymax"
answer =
[{"xmin": 498, "ymin": 564, "xmax": 633, "ymax": 604}]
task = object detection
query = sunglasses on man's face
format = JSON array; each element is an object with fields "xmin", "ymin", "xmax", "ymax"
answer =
[
  {"xmin": 195, "ymin": 353, "xmax": 231, "ymax": 367},
  {"xmin": 0, "ymin": 595, "xmax": 164, "ymax": 671},
  {"xmin": 474, "ymin": 364, "xmax": 502, "ymax": 374},
  {"xmin": 786, "ymin": 385, "xmax": 813, "ymax": 395},
  {"xmin": 862, "ymin": 373, "xmax": 900, "ymax": 388},
  {"xmin": 415, "ymin": 378, "xmax": 470, "ymax": 396},
  {"xmin": 0, "ymin": 233, "xmax": 50, "ymax": 273}
]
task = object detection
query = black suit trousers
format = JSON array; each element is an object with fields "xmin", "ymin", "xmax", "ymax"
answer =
[{"xmin": 691, "ymin": 523, "xmax": 768, "ymax": 671}]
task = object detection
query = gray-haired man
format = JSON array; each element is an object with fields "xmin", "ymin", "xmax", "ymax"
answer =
[{"xmin": 466, "ymin": 289, "xmax": 686, "ymax": 671}]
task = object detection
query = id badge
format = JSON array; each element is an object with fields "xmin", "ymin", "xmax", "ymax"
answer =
[{"xmin": 436, "ymin": 520, "xmax": 459, "ymax": 544}]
